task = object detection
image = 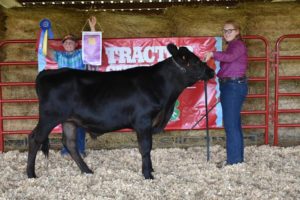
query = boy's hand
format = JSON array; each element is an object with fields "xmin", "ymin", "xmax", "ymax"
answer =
[{"xmin": 88, "ymin": 16, "xmax": 97, "ymax": 31}]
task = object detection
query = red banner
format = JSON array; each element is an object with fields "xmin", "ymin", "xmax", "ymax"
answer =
[{"xmin": 99, "ymin": 37, "xmax": 222, "ymax": 129}]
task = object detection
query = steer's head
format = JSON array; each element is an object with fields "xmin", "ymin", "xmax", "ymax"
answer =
[{"xmin": 167, "ymin": 43, "xmax": 215, "ymax": 84}]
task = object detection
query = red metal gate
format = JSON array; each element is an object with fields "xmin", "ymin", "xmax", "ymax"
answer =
[
  {"xmin": 274, "ymin": 34, "xmax": 300, "ymax": 145},
  {"xmin": 0, "ymin": 36, "xmax": 270, "ymax": 152},
  {"xmin": 0, "ymin": 40, "xmax": 38, "ymax": 152},
  {"xmin": 242, "ymin": 35, "xmax": 270, "ymax": 145}
]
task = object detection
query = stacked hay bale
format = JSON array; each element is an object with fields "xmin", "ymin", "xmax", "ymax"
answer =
[
  {"xmin": 245, "ymin": 3, "xmax": 300, "ymax": 146},
  {"xmin": 164, "ymin": 5, "xmax": 248, "ymax": 37},
  {"xmin": 1, "ymin": 2, "xmax": 300, "ymax": 150},
  {"xmin": 0, "ymin": 7, "xmax": 6, "ymax": 61}
]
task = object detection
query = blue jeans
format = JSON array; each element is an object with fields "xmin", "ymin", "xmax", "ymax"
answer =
[
  {"xmin": 220, "ymin": 79, "xmax": 248, "ymax": 164},
  {"xmin": 61, "ymin": 127, "xmax": 86, "ymax": 155}
]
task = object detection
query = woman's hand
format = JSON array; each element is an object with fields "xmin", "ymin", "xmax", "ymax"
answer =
[
  {"xmin": 204, "ymin": 52, "xmax": 213, "ymax": 62},
  {"xmin": 88, "ymin": 16, "xmax": 97, "ymax": 31}
]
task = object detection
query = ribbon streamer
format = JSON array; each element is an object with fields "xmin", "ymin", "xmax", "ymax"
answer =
[{"xmin": 37, "ymin": 19, "xmax": 54, "ymax": 71}]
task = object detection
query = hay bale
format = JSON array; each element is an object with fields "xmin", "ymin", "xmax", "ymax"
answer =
[
  {"xmin": 3, "ymin": 8, "xmax": 172, "ymax": 39},
  {"xmin": 164, "ymin": 5, "xmax": 248, "ymax": 37},
  {"xmin": 0, "ymin": 7, "xmax": 6, "ymax": 39},
  {"xmin": 244, "ymin": 2, "xmax": 300, "ymax": 49},
  {"xmin": 95, "ymin": 12, "xmax": 172, "ymax": 38},
  {"xmin": 3, "ymin": 7, "xmax": 87, "ymax": 39},
  {"xmin": 0, "ymin": 7, "xmax": 7, "ymax": 61}
]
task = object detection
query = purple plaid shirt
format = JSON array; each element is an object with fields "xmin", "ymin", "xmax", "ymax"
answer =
[{"xmin": 213, "ymin": 39, "xmax": 248, "ymax": 78}]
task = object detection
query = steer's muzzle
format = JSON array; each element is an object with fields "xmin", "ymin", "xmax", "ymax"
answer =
[
  {"xmin": 207, "ymin": 67, "xmax": 215, "ymax": 79},
  {"xmin": 203, "ymin": 66, "xmax": 215, "ymax": 81}
]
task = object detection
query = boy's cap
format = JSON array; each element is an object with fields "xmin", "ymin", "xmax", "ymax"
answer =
[{"xmin": 62, "ymin": 34, "xmax": 77, "ymax": 43}]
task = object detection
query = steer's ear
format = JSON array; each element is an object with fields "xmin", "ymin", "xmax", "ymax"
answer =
[{"xmin": 167, "ymin": 43, "xmax": 178, "ymax": 57}]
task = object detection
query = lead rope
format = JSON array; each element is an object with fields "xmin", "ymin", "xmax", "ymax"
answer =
[{"xmin": 189, "ymin": 81, "xmax": 220, "ymax": 161}]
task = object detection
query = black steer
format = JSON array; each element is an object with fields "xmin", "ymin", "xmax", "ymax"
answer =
[{"xmin": 27, "ymin": 43, "xmax": 215, "ymax": 179}]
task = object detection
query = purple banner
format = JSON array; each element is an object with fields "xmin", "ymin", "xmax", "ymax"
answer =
[{"xmin": 82, "ymin": 31, "xmax": 102, "ymax": 65}]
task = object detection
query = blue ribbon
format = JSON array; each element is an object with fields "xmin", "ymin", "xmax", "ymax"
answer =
[
  {"xmin": 39, "ymin": 19, "xmax": 54, "ymax": 39},
  {"xmin": 38, "ymin": 19, "xmax": 54, "ymax": 71}
]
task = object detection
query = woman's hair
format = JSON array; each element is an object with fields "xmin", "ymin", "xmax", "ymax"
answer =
[{"xmin": 224, "ymin": 19, "xmax": 242, "ymax": 40}]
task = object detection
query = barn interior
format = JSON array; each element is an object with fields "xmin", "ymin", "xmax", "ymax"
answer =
[
  {"xmin": 0, "ymin": 0, "xmax": 300, "ymax": 152},
  {"xmin": 0, "ymin": 1, "xmax": 299, "ymax": 199}
]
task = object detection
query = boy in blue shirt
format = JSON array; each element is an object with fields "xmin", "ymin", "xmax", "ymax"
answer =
[{"xmin": 47, "ymin": 16, "xmax": 97, "ymax": 158}]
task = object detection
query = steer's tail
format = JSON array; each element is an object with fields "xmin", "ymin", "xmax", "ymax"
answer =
[{"xmin": 41, "ymin": 137, "xmax": 50, "ymax": 158}]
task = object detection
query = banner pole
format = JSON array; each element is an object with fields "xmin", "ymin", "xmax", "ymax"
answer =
[{"xmin": 204, "ymin": 81, "xmax": 210, "ymax": 161}]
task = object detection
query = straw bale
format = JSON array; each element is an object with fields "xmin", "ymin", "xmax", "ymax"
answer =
[
  {"xmin": 2, "ymin": 86, "xmax": 36, "ymax": 100},
  {"xmin": 278, "ymin": 96, "xmax": 300, "ymax": 109},
  {"xmin": 243, "ymin": 114, "xmax": 265, "ymax": 126},
  {"xmin": 3, "ymin": 8, "xmax": 87, "ymax": 40},
  {"xmin": 1, "ymin": 66, "xmax": 36, "ymax": 82},
  {"xmin": 248, "ymin": 82, "xmax": 266, "ymax": 97},
  {"xmin": 279, "ymin": 80, "xmax": 300, "ymax": 94},
  {"xmin": 278, "ymin": 128, "xmax": 300, "ymax": 146},
  {"xmin": 247, "ymin": 62, "xmax": 268, "ymax": 77},
  {"xmin": 4, "ymin": 8, "xmax": 172, "ymax": 39},
  {"xmin": 279, "ymin": 113, "xmax": 300, "ymax": 124},
  {"xmin": 4, "ymin": 119, "xmax": 37, "ymax": 131},
  {"xmin": 277, "ymin": 38, "xmax": 300, "ymax": 57},
  {"xmin": 244, "ymin": 3, "xmax": 300, "ymax": 48},
  {"xmin": 164, "ymin": 5, "xmax": 248, "ymax": 37},
  {"xmin": 95, "ymin": 12, "xmax": 172, "ymax": 38},
  {"xmin": 0, "ymin": 7, "xmax": 6, "ymax": 39},
  {"xmin": 3, "ymin": 44, "xmax": 36, "ymax": 62},
  {"xmin": 3, "ymin": 103, "xmax": 37, "ymax": 117},
  {"xmin": 243, "ymin": 98, "xmax": 265, "ymax": 113},
  {"xmin": 0, "ymin": 7, "xmax": 6, "ymax": 61}
]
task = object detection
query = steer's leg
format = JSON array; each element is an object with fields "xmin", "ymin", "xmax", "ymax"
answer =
[
  {"xmin": 62, "ymin": 122, "xmax": 93, "ymax": 174},
  {"xmin": 136, "ymin": 123, "xmax": 154, "ymax": 179},
  {"xmin": 27, "ymin": 127, "xmax": 40, "ymax": 178},
  {"xmin": 27, "ymin": 120, "xmax": 56, "ymax": 178}
]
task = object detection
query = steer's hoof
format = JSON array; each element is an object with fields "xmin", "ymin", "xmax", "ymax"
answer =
[
  {"xmin": 83, "ymin": 169, "xmax": 94, "ymax": 174},
  {"xmin": 144, "ymin": 173, "xmax": 154, "ymax": 179},
  {"xmin": 27, "ymin": 172, "xmax": 37, "ymax": 179}
]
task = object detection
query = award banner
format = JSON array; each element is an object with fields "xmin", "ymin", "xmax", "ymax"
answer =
[{"xmin": 82, "ymin": 31, "xmax": 102, "ymax": 66}]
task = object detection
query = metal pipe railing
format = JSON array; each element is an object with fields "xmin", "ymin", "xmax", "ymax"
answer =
[{"xmin": 274, "ymin": 34, "xmax": 300, "ymax": 145}]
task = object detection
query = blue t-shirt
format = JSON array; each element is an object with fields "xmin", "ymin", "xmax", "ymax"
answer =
[{"xmin": 54, "ymin": 49, "xmax": 85, "ymax": 70}]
